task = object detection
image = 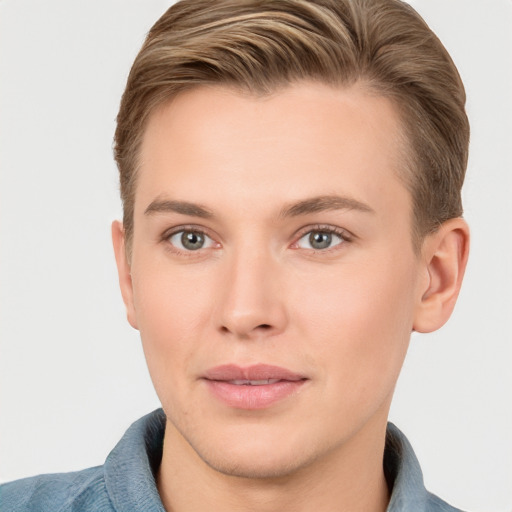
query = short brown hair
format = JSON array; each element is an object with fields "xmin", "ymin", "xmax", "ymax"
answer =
[{"xmin": 114, "ymin": 0, "xmax": 469, "ymax": 252}]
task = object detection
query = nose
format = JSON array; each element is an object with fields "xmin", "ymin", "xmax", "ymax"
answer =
[{"xmin": 215, "ymin": 246, "xmax": 288, "ymax": 340}]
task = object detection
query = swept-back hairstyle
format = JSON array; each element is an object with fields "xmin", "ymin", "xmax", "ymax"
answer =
[{"xmin": 114, "ymin": 0, "xmax": 469, "ymax": 252}]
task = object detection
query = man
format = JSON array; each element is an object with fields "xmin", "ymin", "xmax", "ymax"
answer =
[{"xmin": 1, "ymin": 0, "xmax": 471, "ymax": 510}]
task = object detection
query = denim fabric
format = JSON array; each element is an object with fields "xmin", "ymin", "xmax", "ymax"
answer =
[{"xmin": 0, "ymin": 409, "xmax": 465, "ymax": 511}]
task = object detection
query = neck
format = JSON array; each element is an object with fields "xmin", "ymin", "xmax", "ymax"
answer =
[{"xmin": 157, "ymin": 417, "xmax": 390, "ymax": 512}]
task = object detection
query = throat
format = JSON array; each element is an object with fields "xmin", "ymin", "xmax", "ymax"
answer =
[{"xmin": 157, "ymin": 417, "xmax": 390, "ymax": 512}]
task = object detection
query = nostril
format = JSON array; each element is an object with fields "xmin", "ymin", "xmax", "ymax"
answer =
[{"xmin": 218, "ymin": 323, "xmax": 274, "ymax": 337}]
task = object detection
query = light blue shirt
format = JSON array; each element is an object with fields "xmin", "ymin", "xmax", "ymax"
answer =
[{"xmin": 0, "ymin": 409, "xmax": 465, "ymax": 511}]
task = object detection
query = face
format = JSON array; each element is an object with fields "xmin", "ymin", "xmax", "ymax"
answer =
[{"xmin": 117, "ymin": 82, "xmax": 429, "ymax": 478}]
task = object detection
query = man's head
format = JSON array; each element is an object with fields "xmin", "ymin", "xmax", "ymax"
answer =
[
  {"xmin": 111, "ymin": 0, "xmax": 469, "ymax": 489},
  {"xmin": 114, "ymin": 0, "xmax": 469, "ymax": 256}
]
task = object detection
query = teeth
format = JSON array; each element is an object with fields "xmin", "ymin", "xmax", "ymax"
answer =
[{"xmin": 228, "ymin": 379, "xmax": 280, "ymax": 385}]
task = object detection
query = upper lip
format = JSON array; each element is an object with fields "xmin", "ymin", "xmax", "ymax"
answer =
[{"xmin": 203, "ymin": 364, "xmax": 306, "ymax": 382}]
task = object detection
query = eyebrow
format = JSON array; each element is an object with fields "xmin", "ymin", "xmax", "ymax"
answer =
[
  {"xmin": 144, "ymin": 199, "xmax": 213, "ymax": 218},
  {"xmin": 143, "ymin": 194, "xmax": 374, "ymax": 219},
  {"xmin": 279, "ymin": 195, "xmax": 375, "ymax": 218}
]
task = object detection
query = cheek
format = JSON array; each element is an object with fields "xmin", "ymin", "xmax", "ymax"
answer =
[
  {"xmin": 132, "ymin": 252, "xmax": 219, "ymax": 330},
  {"xmin": 293, "ymin": 256, "xmax": 418, "ymax": 394},
  {"xmin": 130, "ymin": 262, "xmax": 216, "ymax": 398}
]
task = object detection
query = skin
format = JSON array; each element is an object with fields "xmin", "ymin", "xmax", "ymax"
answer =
[{"xmin": 112, "ymin": 81, "xmax": 469, "ymax": 512}]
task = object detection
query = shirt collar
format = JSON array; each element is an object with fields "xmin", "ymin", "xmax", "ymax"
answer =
[
  {"xmin": 104, "ymin": 409, "xmax": 166, "ymax": 512},
  {"xmin": 384, "ymin": 422, "xmax": 430, "ymax": 511}
]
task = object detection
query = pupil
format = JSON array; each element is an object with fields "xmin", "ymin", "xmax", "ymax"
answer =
[
  {"xmin": 309, "ymin": 232, "xmax": 331, "ymax": 249},
  {"xmin": 182, "ymin": 231, "xmax": 204, "ymax": 250}
]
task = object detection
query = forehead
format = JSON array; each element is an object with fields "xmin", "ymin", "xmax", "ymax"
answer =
[{"xmin": 136, "ymin": 81, "xmax": 410, "ymax": 224}]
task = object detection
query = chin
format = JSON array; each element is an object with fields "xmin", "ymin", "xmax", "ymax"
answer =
[
  {"xmin": 186, "ymin": 423, "xmax": 324, "ymax": 480},
  {"xmin": 200, "ymin": 446, "xmax": 313, "ymax": 480}
]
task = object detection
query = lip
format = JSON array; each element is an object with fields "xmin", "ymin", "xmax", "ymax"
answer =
[{"xmin": 202, "ymin": 364, "xmax": 308, "ymax": 410}]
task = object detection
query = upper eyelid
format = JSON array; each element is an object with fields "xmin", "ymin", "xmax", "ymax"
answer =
[
  {"xmin": 293, "ymin": 224, "xmax": 354, "ymax": 241},
  {"xmin": 162, "ymin": 224, "xmax": 216, "ymax": 240}
]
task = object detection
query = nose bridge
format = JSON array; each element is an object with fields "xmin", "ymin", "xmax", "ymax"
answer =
[{"xmin": 216, "ymin": 239, "xmax": 287, "ymax": 338}]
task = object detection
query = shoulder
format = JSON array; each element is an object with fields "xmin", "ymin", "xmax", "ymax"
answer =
[
  {"xmin": 385, "ymin": 423, "xmax": 468, "ymax": 512},
  {"xmin": 425, "ymin": 491, "xmax": 467, "ymax": 512},
  {"xmin": 0, "ymin": 465, "xmax": 114, "ymax": 512},
  {"xmin": 0, "ymin": 409, "xmax": 167, "ymax": 512}
]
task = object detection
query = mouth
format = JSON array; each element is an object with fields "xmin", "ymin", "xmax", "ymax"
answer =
[
  {"xmin": 202, "ymin": 364, "xmax": 308, "ymax": 409},
  {"xmin": 224, "ymin": 379, "xmax": 283, "ymax": 385}
]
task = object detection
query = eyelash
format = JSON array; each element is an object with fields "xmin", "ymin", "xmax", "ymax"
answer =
[
  {"xmin": 292, "ymin": 224, "xmax": 352, "ymax": 253},
  {"xmin": 160, "ymin": 224, "xmax": 353, "ymax": 257},
  {"xmin": 160, "ymin": 225, "xmax": 219, "ymax": 257}
]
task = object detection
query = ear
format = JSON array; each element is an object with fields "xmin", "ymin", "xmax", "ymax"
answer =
[
  {"xmin": 112, "ymin": 221, "xmax": 138, "ymax": 330},
  {"xmin": 413, "ymin": 218, "xmax": 470, "ymax": 333}
]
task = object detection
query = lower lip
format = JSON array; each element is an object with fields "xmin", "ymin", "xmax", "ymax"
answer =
[{"xmin": 204, "ymin": 379, "xmax": 306, "ymax": 409}]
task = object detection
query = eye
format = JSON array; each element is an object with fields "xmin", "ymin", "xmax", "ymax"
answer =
[
  {"xmin": 296, "ymin": 229, "xmax": 346, "ymax": 250},
  {"xmin": 167, "ymin": 230, "xmax": 216, "ymax": 251}
]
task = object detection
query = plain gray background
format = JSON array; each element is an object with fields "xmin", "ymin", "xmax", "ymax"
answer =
[{"xmin": 1, "ymin": 1, "xmax": 511, "ymax": 511}]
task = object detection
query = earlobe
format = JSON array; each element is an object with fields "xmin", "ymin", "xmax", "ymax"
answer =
[
  {"xmin": 111, "ymin": 221, "xmax": 138, "ymax": 330},
  {"xmin": 413, "ymin": 218, "xmax": 470, "ymax": 333}
]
